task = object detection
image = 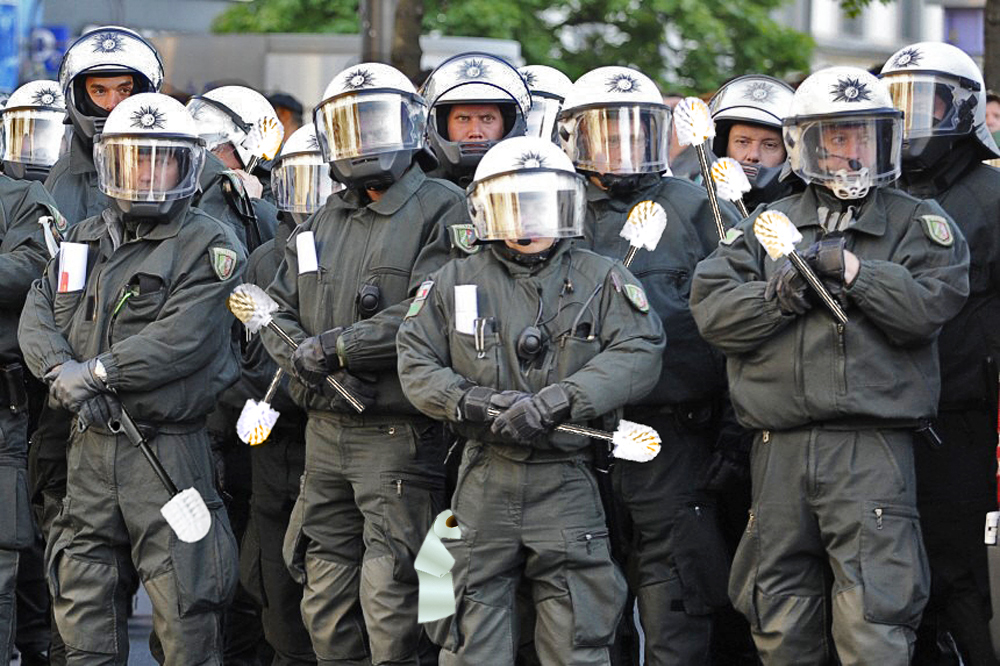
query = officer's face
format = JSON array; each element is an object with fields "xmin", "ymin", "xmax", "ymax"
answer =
[
  {"xmin": 212, "ymin": 142, "xmax": 243, "ymax": 170},
  {"xmin": 582, "ymin": 120, "xmax": 647, "ymax": 175},
  {"xmin": 986, "ymin": 100, "xmax": 1000, "ymax": 133},
  {"xmin": 447, "ymin": 104, "xmax": 504, "ymax": 142},
  {"xmin": 85, "ymin": 75, "xmax": 134, "ymax": 113},
  {"xmin": 727, "ymin": 123, "xmax": 785, "ymax": 168},
  {"xmin": 818, "ymin": 123, "xmax": 875, "ymax": 171},
  {"xmin": 137, "ymin": 151, "xmax": 180, "ymax": 191},
  {"xmin": 504, "ymin": 237, "xmax": 555, "ymax": 253}
]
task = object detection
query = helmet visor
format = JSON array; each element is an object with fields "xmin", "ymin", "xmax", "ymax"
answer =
[
  {"xmin": 559, "ymin": 104, "xmax": 670, "ymax": 174},
  {"xmin": 2, "ymin": 109, "xmax": 68, "ymax": 166},
  {"xmin": 95, "ymin": 136, "xmax": 204, "ymax": 202},
  {"xmin": 885, "ymin": 73, "xmax": 978, "ymax": 140},
  {"xmin": 314, "ymin": 91, "xmax": 426, "ymax": 162},
  {"xmin": 467, "ymin": 169, "xmax": 586, "ymax": 241},
  {"xmin": 790, "ymin": 115, "xmax": 901, "ymax": 190},
  {"xmin": 525, "ymin": 96, "xmax": 562, "ymax": 141},
  {"xmin": 273, "ymin": 153, "xmax": 343, "ymax": 214},
  {"xmin": 186, "ymin": 98, "xmax": 244, "ymax": 152}
]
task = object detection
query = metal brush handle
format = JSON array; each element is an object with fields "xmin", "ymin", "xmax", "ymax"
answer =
[
  {"xmin": 694, "ymin": 144, "xmax": 727, "ymax": 241},
  {"xmin": 787, "ymin": 251, "xmax": 849, "ymax": 325},
  {"xmin": 485, "ymin": 407, "xmax": 613, "ymax": 441},
  {"xmin": 266, "ymin": 322, "xmax": 366, "ymax": 413}
]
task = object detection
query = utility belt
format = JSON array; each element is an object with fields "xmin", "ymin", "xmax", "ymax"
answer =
[
  {"xmin": 624, "ymin": 398, "xmax": 717, "ymax": 432},
  {"xmin": 760, "ymin": 416, "xmax": 940, "ymax": 448},
  {"xmin": 0, "ymin": 362, "xmax": 28, "ymax": 415},
  {"xmin": 88, "ymin": 415, "xmax": 206, "ymax": 440}
]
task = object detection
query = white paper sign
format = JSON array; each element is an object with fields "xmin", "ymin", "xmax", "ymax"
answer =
[
  {"xmin": 454, "ymin": 285, "xmax": 478, "ymax": 335},
  {"xmin": 57, "ymin": 242, "xmax": 88, "ymax": 293},
  {"xmin": 296, "ymin": 231, "xmax": 319, "ymax": 274}
]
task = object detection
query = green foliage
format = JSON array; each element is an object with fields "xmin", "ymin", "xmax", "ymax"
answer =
[
  {"xmin": 839, "ymin": 0, "xmax": 893, "ymax": 19},
  {"xmin": 213, "ymin": 0, "xmax": 814, "ymax": 95}
]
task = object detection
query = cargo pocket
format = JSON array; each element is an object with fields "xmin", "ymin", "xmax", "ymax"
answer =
[
  {"xmin": 382, "ymin": 469, "xmax": 445, "ymax": 585},
  {"xmin": 169, "ymin": 497, "xmax": 238, "ymax": 617},
  {"xmin": 283, "ymin": 474, "xmax": 309, "ymax": 585},
  {"xmin": 563, "ymin": 527, "xmax": 628, "ymax": 647},
  {"xmin": 239, "ymin": 512, "xmax": 266, "ymax": 607},
  {"xmin": 859, "ymin": 501, "xmax": 929, "ymax": 627},
  {"xmin": 729, "ymin": 508, "xmax": 761, "ymax": 632},
  {"xmin": 43, "ymin": 500, "xmax": 73, "ymax": 600},
  {"xmin": 668, "ymin": 497, "xmax": 731, "ymax": 615},
  {"xmin": 0, "ymin": 466, "xmax": 34, "ymax": 549},
  {"xmin": 52, "ymin": 290, "xmax": 84, "ymax": 331}
]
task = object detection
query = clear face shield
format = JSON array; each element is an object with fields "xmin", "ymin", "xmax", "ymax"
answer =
[
  {"xmin": 467, "ymin": 169, "xmax": 587, "ymax": 242},
  {"xmin": 559, "ymin": 104, "xmax": 671, "ymax": 174},
  {"xmin": 95, "ymin": 136, "xmax": 205, "ymax": 202},
  {"xmin": 1, "ymin": 108, "xmax": 68, "ymax": 166},
  {"xmin": 314, "ymin": 91, "xmax": 426, "ymax": 163},
  {"xmin": 790, "ymin": 115, "xmax": 901, "ymax": 199},
  {"xmin": 272, "ymin": 152, "xmax": 344, "ymax": 214},
  {"xmin": 525, "ymin": 95, "xmax": 562, "ymax": 141},
  {"xmin": 885, "ymin": 73, "xmax": 978, "ymax": 140}
]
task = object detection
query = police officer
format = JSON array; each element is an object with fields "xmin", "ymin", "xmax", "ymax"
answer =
[
  {"xmin": 558, "ymin": 65, "xmax": 737, "ymax": 666},
  {"xmin": 709, "ymin": 75, "xmax": 797, "ymax": 210},
  {"xmin": 1, "ymin": 79, "xmax": 69, "ymax": 182},
  {"xmin": 881, "ymin": 42, "xmax": 1000, "ymax": 666},
  {"xmin": 690, "ymin": 67, "xmax": 971, "ymax": 665},
  {"xmin": 397, "ymin": 135, "xmax": 665, "ymax": 666},
  {"xmin": 260, "ymin": 63, "xmax": 462, "ymax": 665},
  {"xmin": 18, "ymin": 92, "xmax": 243, "ymax": 665},
  {"xmin": 238, "ymin": 123, "xmax": 341, "ymax": 666}
]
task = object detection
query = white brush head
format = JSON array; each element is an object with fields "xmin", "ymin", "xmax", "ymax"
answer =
[
  {"xmin": 227, "ymin": 283, "xmax": 277, "ymax": 334},
  {"xmin": 246, "ymin": 115, "xmax": 284, "ymax": 161},
  {"xmin": 753, "ymin": 210, "xmax": 803, "ymax": 261},
  {"xmin": 619, "ymin": 200, "xmax": 668, "ymax": 251},
  {"xmin": 161, "ymin": 487, "xmax": 212, "ymax": 543},
  {"xmin": 611, "ymin": 420, "xmax": 662, "ymax": 462},
  {"xmin": 673, "ymin": 97, "xmax": 716, "ymax": 147},
  {"xmin": 711, "ymin": 157, "xmax": 752, "ymax": 202},
  {"xmin": 236, "ymin": 398, "xmax": 281, "ymax": 446}
]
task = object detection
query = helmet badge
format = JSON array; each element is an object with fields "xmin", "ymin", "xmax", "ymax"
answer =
[
  {"xmin": 742, "ymin": 81, "xmax": 774, "ymax": 102},
  {"xmin": 344, "ymin": 68, "xmax": 376, "ymax": 90},
  {"xmin": 606, "ymin": 73, "xmax": 640, "ymax": 94},
  {"xmin": 460, "ymin": 58, "xmax": 488, "ymax": 80},
  {"xmin": 522, "ymin": 70, "xmax": 537, "ymax": 87},
  {"xmin": 31, "ymin": 87, "xmax": 60, "ymax": 106},
  {"xmin": 831, "ymin": 77, "xmax": 872, "ymax": 103},
  {"xmin": 131, "ymin": 105, "xmax": 165, "ymax": 130},
  {"xmin": 92, "ymin": 31, "xmax": 125, "ymax": 54},
  {"xmin": 890, "ymin": 48, "xmax": 922, "ymax": 69},
  {"xmin": 515, "ymin": 151, "xmax": 546, "ymax": 168}
]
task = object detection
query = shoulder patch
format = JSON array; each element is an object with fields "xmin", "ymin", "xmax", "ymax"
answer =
[
  {"xmin": 209, "ymin": 247, "xmax": 238, "ymax": 281},
  {"xmin": 406, "ymin": 280, "xmax": 434, "ymax": 318},
  {"xmin": 450, "ymin": 224, "xmax": 480, "ymax": 254},
  {"xmin": 920, "ymin": 215, "xmax": 954, "ymax": 247},
  {"xmin": 720, "ymin": 227, "xmax": 743, "ymax": 246},
  {"xmin": 41, "ymin": 203, "xmax": 68, "ymax": 232},
  {"xmin": 623, "ymin": 283, "xmax": 649, "ymax": 313}
]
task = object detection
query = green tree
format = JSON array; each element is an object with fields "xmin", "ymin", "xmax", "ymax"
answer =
[{"xmin": 213, "ymin": 0, "xmax": 813, "ymax": 95}]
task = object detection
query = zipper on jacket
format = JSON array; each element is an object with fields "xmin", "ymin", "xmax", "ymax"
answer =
[
  {"xmin": 835, "ymin": 322, "xmax": 847, "ymax": 394},
  {"xmin": 874, "ymin": 507, "xmax": 883, "ymax": 530},
  {"xmin": 746, "ymin": 510, "xmax": 756, "ymax": 534}
]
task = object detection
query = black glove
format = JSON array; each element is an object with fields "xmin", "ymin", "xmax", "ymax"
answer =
[
  {"xmin": 491, "ymin": 384, "xmax": 571, "ymax": 445},
  {"xmin": 458, "ymin": 387, "xmax": 531, "ymax": 422},
  {"xmin": 76, "ymin": 393, "xmax": 121, "ymax": 431},
  {"xmin": 292, "ymin": 328, "xmax": 343, "ymax": 386},
  {"xmin": 764, "ymin": 259, "xmax": 811, "ymax": 316},
  {"xmin": 804, "ymin": 235, "xmax": 848, "ymax": 306},
  {"xmin": 325, "ymin": 370, "xmax": 378, "ymax": 412},
  {"xmin": 47, "ymin": 358, "xmax": 105, "ymax": 413}
]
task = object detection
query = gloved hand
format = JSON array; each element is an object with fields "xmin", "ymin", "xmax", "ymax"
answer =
[
  {"xmin": 764, "ymin": 259, "xmax": 811, "ymax": 316},
  {"xmin": 326, "ymin": 370, "xmax": 378, "ymax": 412},
  {"xmin": 803, "ymin": 235, "xmax": 848, "ymax": 306},
  {"xmin": 491, "ymin": 384, "xmax": 571, "ymax": 445},
  {"xmin": 457, "ymin": 386, "xmax": 531, "ymax": 422},
  {"xmin": 46, "ymin": 358, "xmax": 105, "ymax": 413},
  {"xmin": 292, "ymin": 328, "xmax": 343, "ymax": 386},
  {"xmin": 76, "ymin": 394, "xmax": 121, "ymax": 431}
]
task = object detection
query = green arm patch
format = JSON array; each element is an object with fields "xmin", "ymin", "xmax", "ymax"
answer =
[
  {"xmin": 720, "ymin": 227, "xmax": 743, "ymax": 246},
  {"xmin": 209, "ymin": 247, "xmax": 238, "ymax": 281},
  {"xmin": 624, "ymin": 283, "xmax": 649, "ymax": 313},
  {"xmin": 41, "ymin": 203, "xmax": 68, "ymax": 233},
  {"xmin": 449, "ymin": 224, "xmax": 480, "ymax": 254},
  {"xmin": 920, "ymin": 215, "xmax": 954, "ymax": 247},
  {"xmin": 406, "ymin": 280, "xmax": 435, "ymax": 318}
]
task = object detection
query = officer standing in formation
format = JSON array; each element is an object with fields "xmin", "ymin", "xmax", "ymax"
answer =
[
  {"xmin": 691, "ymin": 67, "xmax": 971, "ymax": 664},
  {"xmin": 397, "ymin": 135, "xmax": 665, "ymax": 665},
  {"xmin": 18, "ymin": 92, "xmax": 244, "ymax": 664},
  {"xmin": 881, "ymin": 42, "xmax": 1000, "ymax": 666}
]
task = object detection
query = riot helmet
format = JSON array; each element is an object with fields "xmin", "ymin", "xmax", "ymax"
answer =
[
  {"xmin": 94, "ymin": 92, "xmax": 206, "ymax": 222},
  {"xmin": 558, "ymin": 66, "xmax": 671, "ymax": 192},
  {"xmin": 880, "ymin": 41, "xmax": 1000, "ymax": 169},
  {"xmin": 314, "ymin": 63, "xmax": 428, "ymax": 191},
  {"xmin": 58, "ymin": 26, "xmax": 163, "ymax": 140},
  {"xmin": 186, "ymin": 85, "xmax": 284, "ymax": 170},
  {"xmin": 784, "ymin": 67, "xmax": 902, "ymax": 200},
  {"xmin": 518, "ymin": 65, "xmax": 572, "ymax": 143},
  {"xmin": 272, "ymin": 123, "xmax": 344, "ymax": 217},
  {"xmin": 421, "ymin": 53, "xmax": 531, "ymax": 184},
  {"xmin": 709, "ymin": 75, "xmax": 793, "ymax": 199},
  {"xmin": 1, "ymin": 80, "xmax": 68, "ymax": 180},
  {"xmin": 467, "ymin": 136, "xmax": 586, "ymax": 244}
]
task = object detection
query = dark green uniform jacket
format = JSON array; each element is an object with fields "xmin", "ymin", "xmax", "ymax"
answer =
[
  {"xmin": 263, "ymin": 165, "xmax": 464, "ymax": 416},
  {"xmin": 18, "ymin": 205, "xmax": 246, "ymax": 423},
  {"xmin": 396, "ymin": 241, "xmax": 666, "ymax": 461},
  {"xmin": 690, "ymin": 185, "xmax": 971, "ymax": 431},
  {"xmin": 577, "ymin": 176, "xmax": 738, "ymax": 406},
  {"xmin": 44, "ymin": 133, "xmax": 106, "ymax": 225}
]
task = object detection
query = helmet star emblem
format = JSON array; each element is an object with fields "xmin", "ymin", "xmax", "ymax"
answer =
[
  {"xmin": 460, "ymin": 58, "xmax": 488, "ymax": 80},
  {"xmin": 743, "ymin": 81, "xmax": 774, "ymax": 103},
  {"xmin": 831, "ymin": 77, "xmax": 872, "ymax": 103},
  {"xmin": 522, "ymin": 70, "xmax": 538, "ymax": 88},
  {"xmin": 31, "ymin": 87, "xmax": 60, "ymax": 107},
  {"xmin": 891, "ymin": 48, "xmax": 922, "ymax": 69},
  {"xmin": 307, "ymin": 133, "xmax": 321, "ymax": 150},
  {"xmin": 92, "ymin": 31, "xmax": 125, "ymax": 54},
  {"xmin": 130, "ymin": 105, "xmax": 166, "ymax": 130},
  {"xmin": 515, "ymin": 150, "xmax": 547, "ymax": 169},
  {"xmin": 344, "ymin": 68, "xmax": 375, "ymax": 90},
  {"xmin": 607, "ymin": 73, "xmax": 640, "ymax": 94}
]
